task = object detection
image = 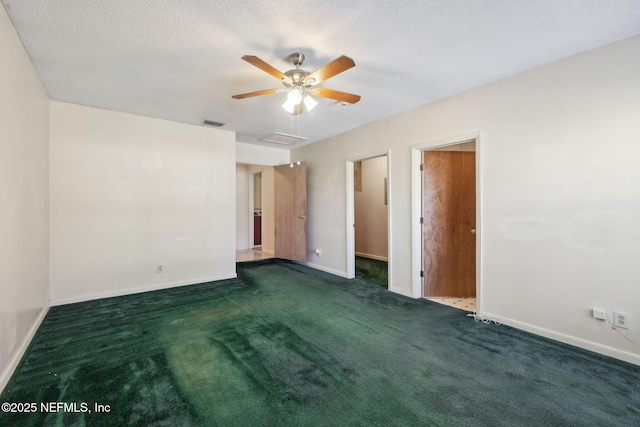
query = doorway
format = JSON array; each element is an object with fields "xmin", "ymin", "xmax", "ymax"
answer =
[
  {"xmin": 354, "ymin": 156, "xmax": 389, "ymax": 287},
  {"xmin": 252, "ymin": 172, "xmax": 263, "ymax": 249},
  {"xmin": 421, "ymin": 140, "xmax": 477, "ymax": 311},
  {"xmin": 236, "ymin": 162, "xmax": 308, "ymax": 263},
  {"xmin": 346, "ymin": 152, "xmax": 391, "ymax": 289},
  {"xmin": 236, "ymin": 165, "xmax": 274, "ymax": 263}
]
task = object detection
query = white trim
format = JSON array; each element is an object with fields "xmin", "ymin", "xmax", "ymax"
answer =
[
  {"xmin": 249, "ymin": 172, "xmax": 255, "ymax": 248},
  {"xmin": 295, "ymin": 261, "xmax": 349, "ymax": 278},
  {"xmin": 475, "ymin": 135, "xmax": 484, "ymax": 313},
  {"xmin": 355, "ymin": 252, "xmax": 388, "ymax": 262},
  {"xmin": 249, "ymin": 170, "xmax": 265, "ymax": 249},
  {"xmin": 483, "ymin": 312, "xmax": 640, "ymax": 367},
  {"xmin": 50, "ymin": 273, "xmax": 238, "ymax": 306},
  {"xmin": 345, "ymin": 150, "xmax": 392, "ymax": 286},
  {"xmin": 410, "ymin": 146, "xmax": 422, "ymax": 298},
  {"xmin": 345, "ymin": 149, "xmax": 391, "ymax": 163},
  {"xmin": 411, "ymin": 132, "xmax": 482, "ymax": 301},
  {"xmin": 1, "ymin": 305, "xmax": 49, "ymax": 393},
  {"xmin": 345, "ymin": 161, "xmax": 355, "ymax": 279},
  {"xmin": 386, "ymin": 152, "xmax": 393, "ymax": 291}
]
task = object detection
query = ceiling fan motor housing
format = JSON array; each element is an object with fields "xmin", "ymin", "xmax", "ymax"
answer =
[
  {"xmin": 284, "ymin": 68, "xmax": 312, "ymax": 88},
  {"xmin": 283, "ymin": 53, "xmax": 316, "ymax": 89},
  {"xmin": 289, "ymin": 52, "xmax": 305, "ymax": 67}
]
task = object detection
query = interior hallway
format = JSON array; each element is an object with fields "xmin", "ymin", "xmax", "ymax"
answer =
[{"xmin": 236, "ymin": 248, "xmax": 274, "ymax": 262}]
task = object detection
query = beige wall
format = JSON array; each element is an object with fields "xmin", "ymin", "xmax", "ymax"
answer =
[
  {"xmin": 355, "ymin": 156, "xmax": 388, "ymax": 260},
  {"xmin": 49, "ymin": 101, "xmax": 237, "ymax": 304},
  {"xmin": 299, "ymin": 35, "xmax": 640, "ymax": 365},
  {"xmin": 0, "ymin": 6, "xmax": 50, "ymax": 391}
]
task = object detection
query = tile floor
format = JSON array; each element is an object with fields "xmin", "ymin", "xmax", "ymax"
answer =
[
  {"xmin": 236, "ymin": 248, "xmax": 274, "ymax": 262},
  {"xmin": 426, "ymin": 297, "xmax": 476, "ymax": 312}
]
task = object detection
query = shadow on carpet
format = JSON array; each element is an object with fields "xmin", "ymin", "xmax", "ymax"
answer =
[{"xmin": 355, "ymin": 256, "xmax": 388, "ymax": 288}]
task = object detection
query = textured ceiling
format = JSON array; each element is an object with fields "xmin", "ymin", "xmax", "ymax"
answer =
[{"xmin": 3, "ymin": 0, "xmax": 640, "ymax": 149}]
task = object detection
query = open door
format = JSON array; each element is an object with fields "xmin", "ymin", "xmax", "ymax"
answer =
[
  {"xmin": 422, "ymin": 151, "xmax": 476, "ymax": 297},
  {"xmin": 274, "ymin": 162, "xmax": 307, "ymax": 261}
]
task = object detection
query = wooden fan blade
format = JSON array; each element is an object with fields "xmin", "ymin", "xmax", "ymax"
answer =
[
  {"xmin": 304, "ymin": 55, "xmax": 355, "ymax": 84},
  {"xmin": 311, "ymin": 88, "xmax": 361, "ymax": 104},
  {"xmin": 232, "ymin": 88, "xmax": 285, "ymax": 99},
  {"xmin": 242, "ymin": 55, "xmax": 288, "ymax": 81}
]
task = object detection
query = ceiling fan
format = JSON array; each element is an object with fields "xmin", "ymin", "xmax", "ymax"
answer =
[{"xmin": 232, "ymin": 53, "xmax": 361, "ymax": 115}]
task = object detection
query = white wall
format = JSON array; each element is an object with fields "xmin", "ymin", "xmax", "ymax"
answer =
[
  {"xmin": 49, "ymin": 101, "xmax": 237, "ymax": 304},
  {"xmin": 355, "ymin": 156, "xmax": 388, "ymax": 260},
  {"xmin": 0, "ymin": 7, "xmax": 50, "ymax": 391},
  {"xmin": 236, "ymin": 142, "xmax": 289, "ymax": 166},
  {"xmin": 299, "ymin": 35, "xmax": 640, "ymax": 364}
]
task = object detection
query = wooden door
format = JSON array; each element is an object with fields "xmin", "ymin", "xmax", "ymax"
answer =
[
  {"xmin": 274, "ymin": 162, "xmax": 307, "ymax": 261},
  {"xmin": 422, "ymin": 151, "xmax": 475, "ymax": 297}
]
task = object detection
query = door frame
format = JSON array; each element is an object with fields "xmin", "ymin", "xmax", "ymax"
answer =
[
  {"xmin": 249, "ymin": 171, "xmax": 263, "ymax": 248},
  {"xmin": 411, "ymin": 132, "xmax": 483, "ymax": 310},
  {"xmin": 345, "ymin": 150, "xmax": 392, "ymax": 289}
]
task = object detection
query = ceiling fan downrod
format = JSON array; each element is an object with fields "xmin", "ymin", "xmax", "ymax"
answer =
[{"xmin": 289, "ymin": 52, "xmax": 305, "ymax": 68}]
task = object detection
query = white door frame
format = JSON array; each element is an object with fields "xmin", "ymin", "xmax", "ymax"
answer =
[
  {"xmin": 411, "ymin": 132, "xmax": 483, "ymax": 311},
  {"xmin": 248, "ymin": 171, "xmax": 263, "ymax": 248},
  {"xmin": 345, "ymin": 150, "xmax": 392, "ymax": 288}
]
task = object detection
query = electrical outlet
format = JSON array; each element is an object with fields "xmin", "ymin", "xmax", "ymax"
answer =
[
  {"xmin": 613, "ymin": 311, "xmax": 629, "ymax": 329},
  {"xmin": 157, "ymin": 265, "xmax": 163, "ymax": 273}
]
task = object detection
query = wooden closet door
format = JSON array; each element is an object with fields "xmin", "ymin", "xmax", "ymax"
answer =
[
  {"xmin": 274, "ymin": 162, "xmax": 307, "ymax": 261},
  {"xmin": 422, "ymin": 152, "xmax": 475, "ymax": 297}
]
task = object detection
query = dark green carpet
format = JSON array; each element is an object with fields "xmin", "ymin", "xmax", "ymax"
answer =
[
  {"xmin": 355, "ymin": 256, "xmax": 388, "ymax": 288},
  {"xmin": 2, "ymin": 260, "xmax": 639, "ymax": 426}
]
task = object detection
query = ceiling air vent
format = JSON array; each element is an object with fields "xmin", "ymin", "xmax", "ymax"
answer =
[
  {"xmin": 259, "ymin": 132, "xmax": 307, "ymax": 146},
  {"xmin": 203, "ymin": 120, "xmax": 225, "ymax": 127}
]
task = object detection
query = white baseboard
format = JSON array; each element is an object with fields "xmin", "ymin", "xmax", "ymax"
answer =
[
  {"xmin": 389, "ymin": 286, "xmax": 414, "ymax": 298},
  {"xmin": 298, "ymin": 261, "xmax": 414, "ymax": 298},
  {"xmin": 355, "ymin": 252, "xmax": 389, "ymax": 262},
  {"xmin": 50, "ymin": 273, "xmax": 238, "ymax": 306},
  {"xmin": 294, "ymin": 261, "xmax": 348, "ymax": 278},
  {"xmin": 481, "ymin": 312, "xmax": 640, "ymax": 367},
  {"xmin": 1, "ymin": 305, "xmax": 49, "ymax": 393}
]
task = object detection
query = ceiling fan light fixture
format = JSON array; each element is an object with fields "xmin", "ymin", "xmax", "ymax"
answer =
[
  {"xmin": 303, "ymin": 95, "xmax": 318, "ymax": 111},
  {"xmin": 287, "ymin": 88, "xmax": 303, "ymax": 104},
  {"xmin": 281, "ymin": 100, "xmax": 296, "ymax": 113},
  {"xmin": 283, "ymin": 87, "xmax": 306, "ymax": 113}
]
